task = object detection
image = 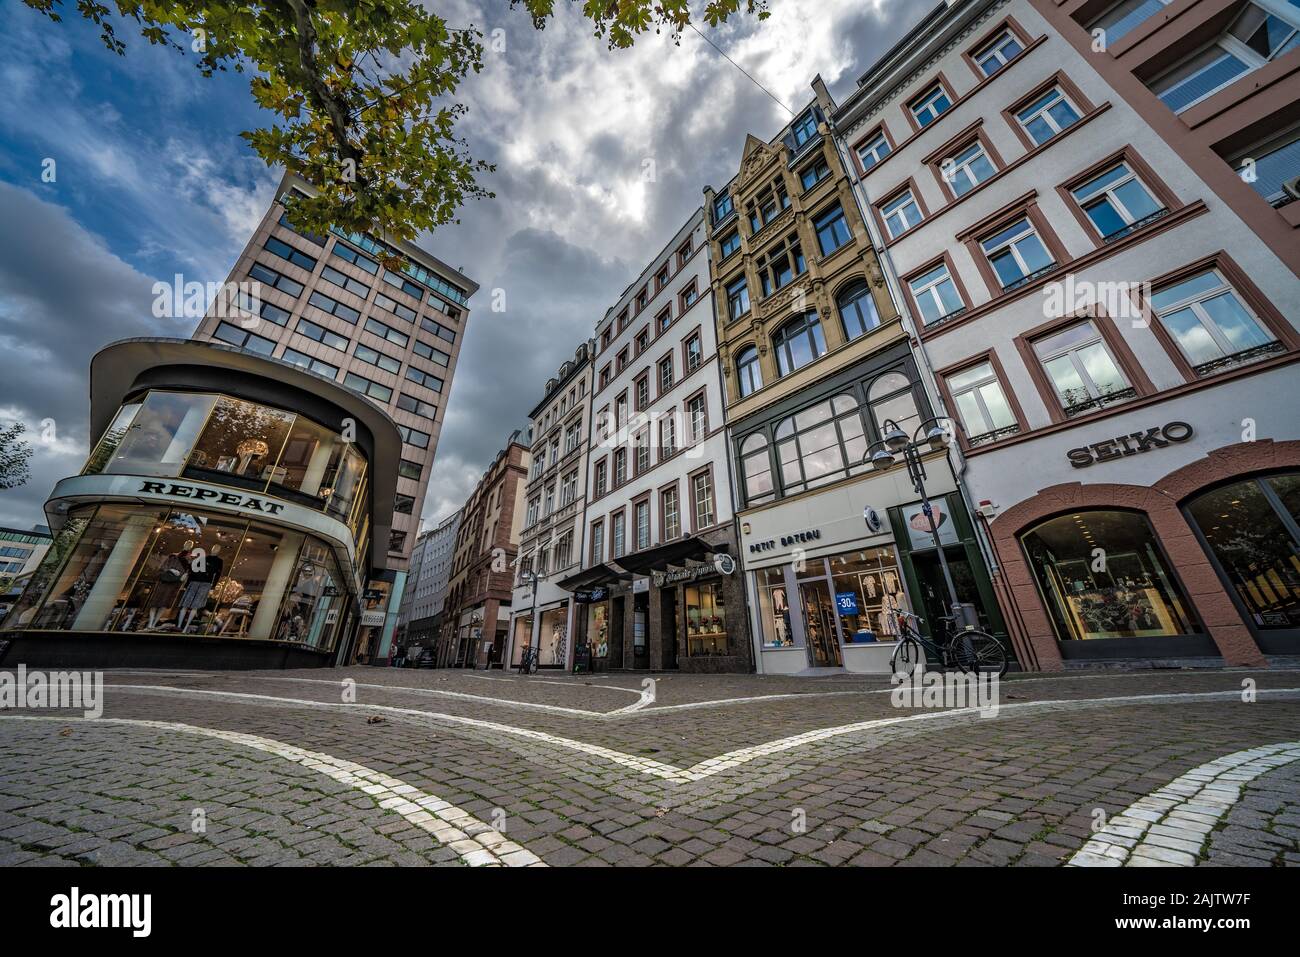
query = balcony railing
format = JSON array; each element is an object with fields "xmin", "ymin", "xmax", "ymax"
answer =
[
  {"xmin": 1193, "ymin": 340, "xmax": 1285, "ymax": 378},
  {"xmin": 1102, "ymin": 207, "xmax": 1170, "ymax": 244}
]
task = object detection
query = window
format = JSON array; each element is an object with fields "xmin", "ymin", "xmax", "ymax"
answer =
[
  {"xmin": 790, "ymin": 110, "xmax": 819, "ymax": 149},
  {"xmin": 365, "ymin": 317, "xmax": 409, "ymax": 348},
  {"xmin": 212, "ymin": 321, "xmax": 276, "ymax": 355},
  {"xmin": 635, "ymin": 500, "xmax": 651, "ymax": 550},
  {"xmin": 1186, "ymin": 474, "xmax": 1300, "ymax": 631},
  {"xmin": 973, "ymin": 29, "xmax": 1023, "ymax": 75},
  {"xmin": 726, "ymin": 276, "xmax": 751, "ymax": 320},
  {"xmin": 614, "ymin": 449, "xmax": 627, "ymax": 486},
  {"xmin": 910, "ymin": 84, "xmax": 952, "ymax": 127},
  {"xmin": 398, "ymin": 458, "xmax": 423, "ymax": 481},
  {"xmin": 264, "ymin": 237, "xmax": 317, "ymax": 271},
  {"xmin": 594, "ymin": 460, "xmax": 608, "ymax": 497},
  {"xmin": 908, "ymin": 263, "xmax": 965, "ymax": 325},
  {"xmin": 396, "ymin": 394, "xmax": 438, "ymax": 418},
  {"xmin": 656, "ymin": 266, "xmax": 669, "ymax": 290},
  {"xmin": 1233, "ymin": 129, "xmax": 1300, "ymax": 206},
  {"xmin": 813, "ymin": 203, "xmax": 852, "ymax": 255},
  {"xmin": 354, "ymin": 343, "xmax": 402, "ymax": 374},
  {"xmin": 374, "ymin": 293, "xmax": 417, "ymax": 323},
  {"xmin": 1071, "ymin": 162, "xmax": 1165, "ymax": 239},
  {"xmin": 684, "ymin": 334, "xmax": 702, "ymax": 374},
  {"xmin": 1032, "ymin": 321, "xmax": 1135, "ymax": 417},
  {"xmin": 405, "ymin": 367, "xmax": 444, "ymax": 392},
  {"xmin": 1151, "ymin": 269, "xmax": 1281, "ymax": 375},
  {"xmin": 599, "ymin": 365, "xmax": 611, "ymax": 390},
  {"xmin": 656, "ymin": 307, "xmax": 672, "ymax": 333},
  {"xmin": 280, "ymin": 348, "xmax": 339, "ymax": 378},
  {"xmin": 616, "ymin": 393, "xmax": 628, "ymax": 429},
  {"xmin": 413, "ymin": 339, "xmax": 451, "ymax": 366},
  {"xmin": 1091, "ymin": 0, "xmax": 1168, "ymax": 44},
  {"xmin": 331, "ymin": 242, "xmax": 379, "ymax": 275},
  {"xmin": 659, "ymin": 356, "xmax": 674, "ymax": 393},
  {"xmin": 591, "ymin": 520, "xmax": 605, "ymax": 563},
  {"xmin": 344, "ymin": 372, "xmax": 393, "ymax": 403},
  {"xmin": 713, "ymin": 192, "xmax": 735, "ymax": 223},
  {"xmin": 756, "ymin": 233, "xmax": 806, "ymax": 296},
  {"xmin": 773, "ymin": 393, "xmax": 869, "ymax": 494},
  {"xmin": 295, "ymin": 318, "xmax": 350, "ymax": 351},
  {"xmin": 565, "ymin": 421, "xmax": 582, "ymax": 454},
  {"xmin": 612, "ymin": 512, "xmax": 626, "ymax": 558},
  {"xmin": 1015, "ymin": 87, "xmax": 1081, "ymax": 145},
  {"xmin": 382, "ymin": 269, "xmax": 425, "ymax": 302},
  {"xmin": 397, "ymin": 424, "xmax": 430, "ymax": 449},
  {"xmin": 941, "ymin": 141, "xmax": 996, "ymax": 196},
  {"xmin": 857, "ymin": 131, "xmax": 891, "ymax": 172},
  {"xmin": 394, "ymin": 494, "xmax": 415, "ymax": 514},
  {"xmin": 678, "ymin": 237, "xmax": 693, "ymax": 265},
  {"xmin": 881, "ymin": 190, "xmax": 922, "ymax": 238},
  {"xmin": 635, "ymin": 429, "xmax": 650, "ymax": 474},
  {"xmin": 680, "ymin": 281, "xmax": 700, "ymax": 309},
  {"xmin": 636, "ymin": 289, "xmax": 648, "ymax": 313},
  {"xmin": 307, "ymin": 290, "xmax": 360, "ymax": 324},
  {"xmin": 249, "ymin": 263, "xmax": 305, "ymax": 298},
  {"xmin": 635, "ymin": 373, "xmax": 650, "ymax": 411},
  {"xmin": 979, "ymin": 217, "xmax": 1055, "ymax": 290},
  {"xmin": 660, "ymin": 414, "xmax": 677, "ymax": 458},
  {"xmin": 739, "ymin": 433, "xmax": 774, "ymax": 505},
  {"xmin": 691, "ymin": 471, "xmax": 715, "ymax": 529},
  {"xmin": 946, "ymin": 362, "xmax": 1018, "ymax": 445},
  {"xmin": 420, "ymin": 317, "xmax": 456, "ymax": 343},
  {"xmin": 1021, "ymin": 511, "xmax": 1199, "ymax": 642},
  {"xmin": 662, "ymin": 487, "xmax": 681, "ymax": 540},
  {"xmin": 320, "ymin": 264, "xmax": 372, "ymax": 298},
  {"xmin": 616, "ymin": 348, "xmax": 629, "ymax": 373},
  {"xmin": 773, "ymin": 313, "xmax": 827, "ymax": 377},
  {"xmin": 635, "ymin": 329, "xmax": 648, "ymax": 356},
  {"xmin": 1151, "ymin": 3, "xmax": 1300, "ymax": 114},
  {"xmin": 736, "ymin": 346, "xmax": 762, "ymax": 398},
  {"xmin": 838, "ymin": 281, "xmax": 882, "ymax": 340},
  {"xmin": 681, "ymin": 394, "xmax": 706, "ymax": 444},
  {"xmin": 800, "ymin": 157, "xmax": 831, "ymax": 191},
  {"xmin": 867, "ymin": 371, "xmax": 921, "ymax": 443},
  {"xmin": 526, "ymin": 497, "xmax": 540, "ymax": 527}
]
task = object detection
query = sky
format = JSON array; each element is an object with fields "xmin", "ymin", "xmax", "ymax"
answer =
[{"xmin": 0, "ymin": 0, "xmax": 934, "ymax": 533}]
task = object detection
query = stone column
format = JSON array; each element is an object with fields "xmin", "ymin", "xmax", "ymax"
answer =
[
  {"xmin": 249, "ymin": 531, "xmax": 305, "ymax": 639},
  {"xmin": 72, "ymin": 513, "xmax": 156, "ymax": 631},
  {"xmin": 299, "ymin": 438, "xmax": 337, "ymax": 496}
]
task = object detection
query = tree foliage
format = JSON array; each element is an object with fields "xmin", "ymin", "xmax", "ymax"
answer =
[
  {"xmin": 22, "ymin": 0, "xmax": 768, "ymax": 245},
  {"xmin": 0, "ymin": 421, "xmax": 34, "ymax": 491}
]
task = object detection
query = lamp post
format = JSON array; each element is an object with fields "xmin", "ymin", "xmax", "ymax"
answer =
[
  {"xmin": 524, "ymin": 569, "xmax": 540, "ymax": 662},
  {"xmin": 864, "ymin": 416, "xmax": 966, "ymax": 626}
]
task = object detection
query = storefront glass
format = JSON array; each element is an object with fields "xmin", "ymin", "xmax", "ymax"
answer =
[
  {"xmin": 756, "ymin": 567, "xmax": 793, "ymax": 648},
  {"xmin": 538, "ymin": 604, "xmax": 568, "ymax": 666},
  {"xmin": 1186, "ymin": 474, "xmax": 1300, "ymax": 630},
  {"xmin": 588, "ymin": 603, "xmax": 609, "ymax": 659},
  {"xmin": 510, "ymin": 613, "xmax": 533, "ymax": 666},
  {"xmin": 1, "ymin": 504, "xmax": 350, "ymax": 651},
  {"xmin": 104, "ymin": 392, "xmax": 215, "ymax": 477},
  {"xmin": 684, "ymin": 582, "xmax": 727, "ymax": 656},
  {"xmin": 828, "ymin": 547, "xmax": 909, "ymax": 640},
  {"xmin": 1021, "ymin": 510, "xmax": 1199, "ymax": 641}
]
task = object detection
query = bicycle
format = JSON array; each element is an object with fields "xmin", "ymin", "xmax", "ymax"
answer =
[
  {"xmin": 517, "ymin": 645, "xmax": 539, "ymax": 676},
  {"xmin": 890, "ymin": 609, "xmax": 1008, "ymax": 678}
]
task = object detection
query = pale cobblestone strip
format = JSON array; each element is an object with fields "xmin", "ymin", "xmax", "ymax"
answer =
[
  {"xmin": 0, "ymin": 716, "xmax": 545, "ymax": 867},
  {"xmin": 1068, "ymin": 742, "xmax": 1300, "ymax": 868}
]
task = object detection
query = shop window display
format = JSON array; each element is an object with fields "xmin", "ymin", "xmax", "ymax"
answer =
[
  {"xmin": 103, "ymin": 392, "xmax": 215, "ymax": 478},
  {"xmin": 539, "ymin": 604, "xmax": 568, "ymax": 666},
  {"xmin": 828, "ymin": 547, "xmax": 910, "ymax": 641},
  {"xmin": 1186, "ymin": 474, "xmax": 1300, "ymax": 630},
  {"xmin": 685, "ymin": 582, "xmax": 727, "ymax": 655},
  {"xmin": 1021, "ymin": 510, "xmax": 1199, "ymax": 641},
  {"xmin": 756, "ymin": 567, "xmax": 793, "ymax": 648},
  {"xmin": 588, "ymin": 603, "xmax": 609, "ymax": 658},
  {"xmin": 510, "ymin": 614, "xmax": 534, "ymax": 666}
]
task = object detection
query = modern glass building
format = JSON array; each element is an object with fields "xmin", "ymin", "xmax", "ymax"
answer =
[{"xmin": 0, "ymin": 337, "xmax": 405, "ymax": 668}]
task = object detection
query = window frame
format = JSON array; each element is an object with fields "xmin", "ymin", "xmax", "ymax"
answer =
[
  {"xmin": 935, "ymin": 352, "xmax": 1026, "ymax": 449},
  {"xmin": 902, "ymin": 254, "xmax": 970, "ymax": 328},
  {"xmin": 1057, "ymin": 148, "xmax": 1180, "ymax": 245},
  {"xmin": 772, "ymin": 311, "xmax": 828, "ymax": 377}
]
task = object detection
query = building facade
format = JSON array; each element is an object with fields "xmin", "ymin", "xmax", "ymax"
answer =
[
  {"xmin": 828, "ymin": 0, "xmax": 1300, "ymax": 669},
  {"xmin": 1, "ymin": 338, "xmax": 402, "ymax": 669},
  {"xmin": 508, "ymin": 344, "xmax": 595, "ymax": 670},
  {"xmin": 396, "ymin": 509, "xmax": 461, "ymax": 652},
  {"xmin": 0, "ymin": 525, "xmax": 53, "ymax": 621},
  {"xmin": 438, "ymin": 436, "xmax": 530, "ymax": 668},
  {"xmin": 192, "ymin": 172, "xmax": 477, "ymax": 663},
  {"xmin": 555, "ymin": 210, "xmax": 753, "ymax": 673},
  {"xmin": 705, "ymin": 88, "xmax": 1000, "ymax": 674}
]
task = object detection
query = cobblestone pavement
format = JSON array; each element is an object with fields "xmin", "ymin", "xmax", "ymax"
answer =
[{"xmin": 1, "ymin": 667, "xmax": 1298, "ymax": 866}]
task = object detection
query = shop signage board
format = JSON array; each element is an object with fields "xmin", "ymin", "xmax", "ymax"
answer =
[
  {"xmin": 1066, "ymin": 421, "xmax": 1193, "ymax": 468},
  {"xmin": 835, "ymin": 591, "xmax": 860, "ymax": 615},
  {"xmin": 749, "ymin": 528, "xmax": 822, "ymax": 555},
  {"xmin": 359, "ymin": 610, "xmax": 386, "ymax": 627},
  {"xmin": 902, "ymin": 501, "xmax": 961, "ymax": 552}
]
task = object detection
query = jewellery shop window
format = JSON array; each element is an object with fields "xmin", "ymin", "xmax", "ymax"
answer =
[
  {"xmin": 828, "ymin": 547, "xmax": 911, "ymax": 641},
  {"xmin": 685, "ymin": 582, "xmax": 727, "ymax": 656},
  {"xmin": 1021, "ymin": 510, "xmax": 1200, "ymax": 642}
]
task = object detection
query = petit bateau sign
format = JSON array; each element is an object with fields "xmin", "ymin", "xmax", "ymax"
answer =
[
  {"xmin": 1066, "ymin": 421, "xmax": 1193, "ymax": 469},
  {"xmin": 749, "ymin": 528, "xmax": 821, "ymax": 554},
  {"xmin": 138, "ymin": 480, "xmax": 287, "ymax": 515}
]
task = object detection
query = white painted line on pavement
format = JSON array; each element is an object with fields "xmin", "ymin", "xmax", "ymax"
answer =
[{"xmin": 0, "ymin": 715, "xmax": 545, "ymax": 867}]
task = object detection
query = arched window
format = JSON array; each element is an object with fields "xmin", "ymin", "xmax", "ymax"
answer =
[
  {"xmin": 838, "ymin": 281, "xmax": 881, "ymax": 341},
  {"xmin": 772, "ymin": 312, "xmax": 826, "ymax": 377},
  {"xmin": 867, "ymin": 371, "xmax": 920, "ymax": 441},
  {"xmin": 736, "ymin": 346, "xmax": 762, "ymax": 398},
  {"xmin": 739, "ymin": 433, "xmax": 774, "ymax": 505},
  {"xmin": 771, "ymin": 392, "xmax": 868, "ymax": 495}
]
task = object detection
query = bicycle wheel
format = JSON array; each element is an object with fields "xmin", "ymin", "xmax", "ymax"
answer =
[
  {"xmin": 951, "ymin": 630, "xmax": 1008, "ymax": 678},
  {"xmin": 891, "ymin": 635, "xmax": 925, "ymax": 677}
]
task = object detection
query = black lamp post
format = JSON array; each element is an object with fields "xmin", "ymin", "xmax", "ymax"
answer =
[
  {"xmin": 864, "ymin": 416, "xmax": 966, "ymax": 626},
  {"xmin": 523, "ymin": 569, "xmax": 540, "ymax": 657}
]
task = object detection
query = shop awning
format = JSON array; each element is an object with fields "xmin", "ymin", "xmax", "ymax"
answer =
[
  {"xmin": 614, "ymin": 536, "xmax": 717, "ymax": 575},
  {"xmin": 555, "ymin": 562, "xmax": 632, "ymax": 592}
]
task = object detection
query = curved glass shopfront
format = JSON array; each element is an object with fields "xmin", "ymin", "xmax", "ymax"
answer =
[
  {"xmin": 86, "ymin": 390, "xmax": 371, "ymax": 542},
  {"xmin": 2, "ymin": 503, "xmax": 352, "ymax": 652}
]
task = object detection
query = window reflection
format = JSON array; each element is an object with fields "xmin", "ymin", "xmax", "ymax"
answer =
[{"xmin": 104, "ymin": 393, "xmax": 214, "ymax": 477}]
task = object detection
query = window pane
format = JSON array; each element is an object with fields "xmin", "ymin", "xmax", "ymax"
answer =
[
  {"xmin": 104, "ymin": 392, "xmax": 216, "ymax": 478},
  {"xmin": 1200, "ymin": 292, "xmax": 1273, "ymax": 352}
]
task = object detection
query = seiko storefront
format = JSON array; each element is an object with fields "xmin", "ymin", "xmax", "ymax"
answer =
[{"xmin": 0, "ymin": 338, "xmax": 404, "ymax": 669}]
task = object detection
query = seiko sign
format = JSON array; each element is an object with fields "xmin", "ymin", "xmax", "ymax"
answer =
[
  {"xmin": 1066, "ymin": 422, "xmax": 1193, "ymax": 469},
  {"xmin": 138, "ymin": 481, "xmax": 287, "ymax": 515}
]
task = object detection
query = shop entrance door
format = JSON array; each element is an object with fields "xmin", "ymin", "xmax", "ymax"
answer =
[
  {"xmin": 660, "ymin": 588, "xmax": 679, "ymax": 670},
  {"xmin": 800, "ymin": 580, "xmax": 842, "ymax": 667},
  {"xmin": 911, "ymin": 547, "xmax": 990, "ymax": 635},
  {"xmin": 633, "ymin": 592, "xmax": 650, "ymax": 669}
]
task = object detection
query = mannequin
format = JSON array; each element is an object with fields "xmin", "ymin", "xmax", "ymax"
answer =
[
  {"xmin": 178, "ymin": 544, "xmax": 224, "ymax": 633},
  {"xmin": 147, "ymin": 545, "xmax": 190, "ymax": 630}
]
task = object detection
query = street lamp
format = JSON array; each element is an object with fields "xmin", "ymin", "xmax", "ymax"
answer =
[
  {"xmin": 864, "ymin": 416, "xmax": 968, "ymax": 627},
  {"xmin": 523, "ymin": 569, "xmax": 540, "ymax": 662}
]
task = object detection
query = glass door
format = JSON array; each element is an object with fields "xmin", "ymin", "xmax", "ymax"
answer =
[{"xmin": 800, "ymin": 580, "xmax": 842, "ymax": 667}]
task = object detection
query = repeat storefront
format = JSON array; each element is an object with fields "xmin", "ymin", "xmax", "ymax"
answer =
[{"xmin": 0, "ymin": 338, "xmax": 405, "ymax": 669}]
